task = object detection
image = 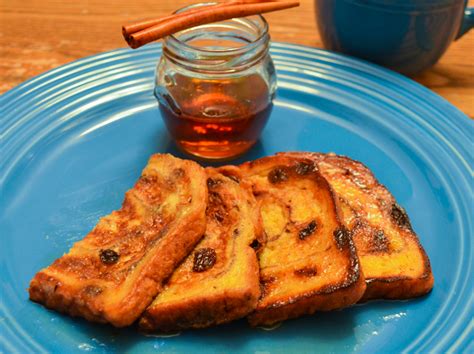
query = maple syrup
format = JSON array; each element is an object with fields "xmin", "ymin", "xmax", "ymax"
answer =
[
  {"xmin": 159, "ymin": 74, "xmax": 273, "ymax": 159},
  {"xmin": 155, "ymin": 5, "xmax": 276, "ymax": 159}
]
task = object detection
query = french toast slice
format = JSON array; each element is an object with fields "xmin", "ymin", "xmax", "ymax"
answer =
[
  {"xmin": 235, "ymin": 155, "xmax": 366, "ymax": 326},
  {"xmin": 29, "ymin": 154, "xmax": 208, "ymax": 327},
  {"xmin": 139, "ymin": 168, "xmax": 263, "ymax": 332},
  {"xmin": 280, "ymin": 152, "xmax": 434, "ymax": 301}
]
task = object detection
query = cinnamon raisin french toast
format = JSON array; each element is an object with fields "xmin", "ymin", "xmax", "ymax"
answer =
[
  {"xmin": 29, "ymin": 154, "xmax": 208, "ymax": 327},
  {"xmin": 233, "ymin": 155, "xmax": 366, "ymax": 326},
  {"xmin": 140, "ymin": 168, "xmax": 263, "ymax": 332},
  {"xmin": 281, "ymin": 152, "xmax": 434, "ymax": 301}
]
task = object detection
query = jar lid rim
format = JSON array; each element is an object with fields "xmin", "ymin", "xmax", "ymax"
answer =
[{"xmin": 166, "ymin": 2, "xmax": 269, "ymax": 55}]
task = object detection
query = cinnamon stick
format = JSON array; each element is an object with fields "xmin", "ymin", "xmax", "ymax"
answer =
[
  {"xmin": 122, "ymin": 1, "xmax": 273, "ymax": 39},
  {"xmin": 125, "ymin": 1, "xmax": 299, "ymax": 49}
]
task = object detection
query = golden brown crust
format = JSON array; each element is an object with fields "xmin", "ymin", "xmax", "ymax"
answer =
[
  {"xmin": 29, "ymin": 154, "xmax": 208, "ymax": 327},
  {"xmin": 239, "ymin": 155, "xmax": 366, "ymax": 326},
  {"xmin": 140, "ymin": 289, "xmax": 259, "ymax": 332},
  {"xmin": 279, "ymin": 152, "xmax": 434, "ymax": 301},
  {"xmin": 139, "ymin": 168, "xmax": 262, "ymax": 332}
]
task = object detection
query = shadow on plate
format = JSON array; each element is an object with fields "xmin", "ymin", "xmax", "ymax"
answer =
[{"xmin": 69, "ymin": 307, "xmax": 360, "ymax": 352}]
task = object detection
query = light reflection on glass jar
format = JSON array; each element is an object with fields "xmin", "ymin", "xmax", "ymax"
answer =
[{"xmin": 155, "ymin": 3, "xmax": 276, "ymax": 160}]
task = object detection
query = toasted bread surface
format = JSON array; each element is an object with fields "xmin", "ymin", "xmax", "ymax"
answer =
[
  {"xmin": 140, "ymin": 168, "xmax": 262, "ymax": 332},
  {"xmin": 281, "ymin": 152, "xmax": 434, "ymax": 301},
  {"xmin": 238, "ymin": 155, "xmax": 365, "ymax": 326},
  {"xmin": 29, "ymin": 154, "xmax": 208, "ymax": 327}
]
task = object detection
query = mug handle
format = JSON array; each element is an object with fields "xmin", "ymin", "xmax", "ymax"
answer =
[{"xmin": 456, "ymin": 5, "xmax": 474, "ymax": 39}]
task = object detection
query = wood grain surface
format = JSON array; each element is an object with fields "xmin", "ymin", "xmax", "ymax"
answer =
[{"xmin": 1, "ymin": 0, "xmax": 473, "ymax": 118}]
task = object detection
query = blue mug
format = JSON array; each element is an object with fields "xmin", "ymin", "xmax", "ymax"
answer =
[{"xmin": 314, "ymin": 0, "xmax": 474, "ymax": 75}]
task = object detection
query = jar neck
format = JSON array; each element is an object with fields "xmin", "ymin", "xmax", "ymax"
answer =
[{"xmin": 162, "ymin": 4, "xmax": 270, "ymax": 74}]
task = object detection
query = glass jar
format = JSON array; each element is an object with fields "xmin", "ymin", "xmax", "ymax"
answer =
[{"xmin": 154, "ymin": 3, "xmax": 277, "ymax": 160}]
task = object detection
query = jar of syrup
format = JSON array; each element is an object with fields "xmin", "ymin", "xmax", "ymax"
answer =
[{"xmin": 155, "ymin": 3, "xmax": 276, "ymax": 159}]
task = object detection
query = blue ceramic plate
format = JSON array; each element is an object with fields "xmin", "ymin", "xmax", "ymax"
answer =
[{"xmin": 1, "ymin": 43, "xmax": 473, "ymax": 353}]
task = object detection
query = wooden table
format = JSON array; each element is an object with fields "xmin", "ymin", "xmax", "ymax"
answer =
[{"xmin": 1, "ymin": 0, "xmax": 473, "ymax": 118}]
